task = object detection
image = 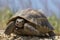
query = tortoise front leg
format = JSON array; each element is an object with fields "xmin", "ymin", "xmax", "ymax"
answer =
[{"xmin": 4, "ymin": 21, "xmax": 16, "ymax": 35}]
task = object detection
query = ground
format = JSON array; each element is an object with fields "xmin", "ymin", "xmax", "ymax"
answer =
[{"xmin": 0, "ymin": 30, "xmax": 60, "ymax": 40}]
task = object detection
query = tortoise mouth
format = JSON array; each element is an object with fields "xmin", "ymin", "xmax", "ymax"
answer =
[{"xmin": 15, "ymin": 23, "xmax": 23, "ymax": 28}]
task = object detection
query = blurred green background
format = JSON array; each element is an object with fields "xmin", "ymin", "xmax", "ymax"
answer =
[{"xmin": 0, "ymin": 8, "xmax": 60, "ymax": 35}]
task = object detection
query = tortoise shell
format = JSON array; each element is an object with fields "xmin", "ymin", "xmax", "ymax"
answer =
[{"xmin": 7, "ymin": 9, "xmax": 54, "ymax": 33}]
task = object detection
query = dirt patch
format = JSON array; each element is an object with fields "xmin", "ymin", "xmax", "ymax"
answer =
[{"xmin": 0, "ymin": 30, "xmax": 60, "ymax": 40}]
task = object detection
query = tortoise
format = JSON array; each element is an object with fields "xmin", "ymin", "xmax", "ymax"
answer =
[{"xmin": 4, "ymin": 9, "xmax": 55, "ymax": 37}]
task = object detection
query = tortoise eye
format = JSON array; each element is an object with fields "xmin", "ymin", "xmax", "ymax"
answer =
[
  {"xmin": 22, "ymin": 21, "xmax": 24, "ymax": 23},
  {"xmin": 16, "ymin": 20, "xmax": 18, "ymax": 23}
]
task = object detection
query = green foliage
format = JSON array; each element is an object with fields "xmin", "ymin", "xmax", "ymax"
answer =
[
  {"xmin": 0, "ymin": 8, "xmax": 13, "ymax": 29},
  {"xmin": 48, "ymin": 14, "xmax": 60, "ymax": 34}
]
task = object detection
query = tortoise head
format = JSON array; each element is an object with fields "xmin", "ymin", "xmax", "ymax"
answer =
[{"xmin": 15, "ymin": 18, "xmax": 25, "ymax": 28}]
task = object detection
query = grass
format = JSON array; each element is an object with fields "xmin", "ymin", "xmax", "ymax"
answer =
[
  {"xmin": 0, "ymin": 8, "xmax": 13, "ymax": 29},
  {"xmin": 48, "ymin": 14, "xmax": 60, "ymax": 35}
]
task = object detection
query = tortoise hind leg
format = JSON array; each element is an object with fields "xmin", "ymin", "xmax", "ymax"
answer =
[
  {"xmin": 4, "ymin": 21, "xmax": 16, "ymax": 35},
  {"xmin": 48, "ymin": 31, "xmax": 55, "ymax": 37},
  {"xmin": 48, "ymin": 31, "xmax": 55, "ymax": 40}
]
